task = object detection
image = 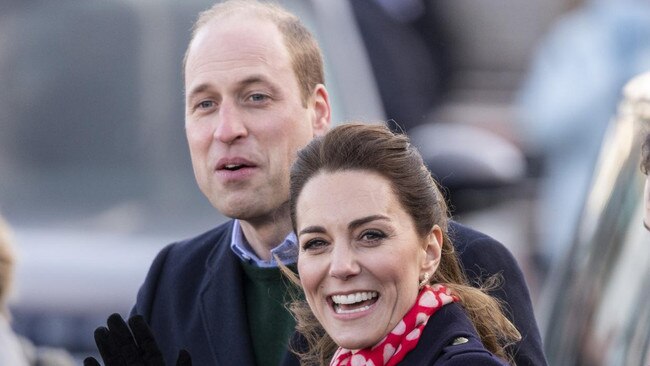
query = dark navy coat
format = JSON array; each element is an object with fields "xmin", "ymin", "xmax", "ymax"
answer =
[
  {"xmin": 401, "ymin": 302, "xmax": 509, "ymax": 365},
  {"xmin": 132, "ymin": 220, "xmax": 546, "ymax": 365}
]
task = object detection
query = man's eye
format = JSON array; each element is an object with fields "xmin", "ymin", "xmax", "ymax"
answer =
[
  {"xmin": 197, "ymin": 100, "xmax": 214, "ymax": 109},
  {"xmin": 249, "ymin": 93, "xmax": 268, "ymax": 102}
]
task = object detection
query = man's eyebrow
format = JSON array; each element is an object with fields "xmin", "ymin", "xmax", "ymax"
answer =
[
  {"xmin": 186, "ymin": 75, "xmax": 279, "ymax": 100},
  {"xmin": 236, "ymin": 75, "xmax": 280, "ymax": 94},
  {"xmin": 238, "ymin": 75, "xmax": 266, "ymax": 86},
  {"xmin": 186, "ymin": 83, "xmax": 210, "ymax": 100}
]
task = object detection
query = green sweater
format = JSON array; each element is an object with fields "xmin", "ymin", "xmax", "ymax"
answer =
[{"xmin": 240, "ymin": 261, "xmax": 299, "ymax": 366}]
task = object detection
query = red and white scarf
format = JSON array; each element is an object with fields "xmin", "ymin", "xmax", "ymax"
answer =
[{"xmin": 330, "ymin": 284, "xmax": 457, "ymax": 366}]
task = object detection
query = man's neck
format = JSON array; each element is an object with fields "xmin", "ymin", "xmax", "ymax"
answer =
[{"xmin": 238, "ymin": 210, "xmax": 293, "ymax": 261}]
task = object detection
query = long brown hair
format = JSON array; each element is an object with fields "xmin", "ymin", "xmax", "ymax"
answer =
[{"xmin": 287, "ymin": 123, "xmax": 521, "ymax": 365}]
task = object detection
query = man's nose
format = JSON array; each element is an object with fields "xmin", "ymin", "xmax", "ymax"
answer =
[
  {"xmin": 329, "ymin": 243, "xmax": 361, "ymax": 281},
  {"xmin": 213, "ymin": 101, "xmax": 248, "ymax": 144}
]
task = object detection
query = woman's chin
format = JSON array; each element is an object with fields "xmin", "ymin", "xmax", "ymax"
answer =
[{"xmin": 331, "ymin": 330, "xmax": 382, "ymax": 351}]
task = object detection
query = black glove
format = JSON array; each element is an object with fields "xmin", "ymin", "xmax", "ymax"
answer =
[{"xmin": 84, "ymin": 313, "xmax": 192, "ymax": 366}]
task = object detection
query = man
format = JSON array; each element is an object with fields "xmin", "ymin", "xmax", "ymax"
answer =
[{"xmin": 91, "ymin": 1, "xmax": 546, "ymax": 365}]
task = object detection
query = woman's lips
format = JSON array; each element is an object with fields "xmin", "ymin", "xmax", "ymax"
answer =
[{"xmin": 329, "ymin": 291, "xmax": 379, "ymax": 314}]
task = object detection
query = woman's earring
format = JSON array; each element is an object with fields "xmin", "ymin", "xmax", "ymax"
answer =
[{"xmin": 418, "ymin": 272, "xmax": 430, "ymax": 288}]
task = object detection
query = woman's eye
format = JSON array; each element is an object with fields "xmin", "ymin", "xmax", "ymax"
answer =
[
  {"xmin": 360, "ymin": 230, "xmax": 386, "ymax": 242},
  {"xmin": 302, "ymin": 238, "xmax": 328, "ymax": 252}
]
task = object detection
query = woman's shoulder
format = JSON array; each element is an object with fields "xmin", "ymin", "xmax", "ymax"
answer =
[
  {"xmin": 400, "ymin": 303, "xmax": 508, "ymax": 365},
  {"xmin": 434, "ymin": 336, "xmax": 508, "ymax": 365}
]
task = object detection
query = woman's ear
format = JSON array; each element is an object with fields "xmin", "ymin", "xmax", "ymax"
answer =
[{"xmin": 421, "ymin": 225, "xmax": 443, "ymax": 275}]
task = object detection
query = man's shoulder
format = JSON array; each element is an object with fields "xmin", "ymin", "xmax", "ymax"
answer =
[
  {"xmin": 150, "ymin": 220, "xmax": 235, "ymax": 276},
  {"xmin": 449, "ymin": 221, "xmax": 501, "ymax": 248},
  {"xmin": 166, "ymin": 220, "xmax": 234, "ymax": 257},
  {"xmin": 133, "ymin": 220, "xmax": 236, "ymax": 314},
  {"xmin": 447, "ymin": 220, "xmax": 521, "ymax": 284},
  {"xmin": 448, "ymin": 220, "xmax": 512, "ymax": 258}
]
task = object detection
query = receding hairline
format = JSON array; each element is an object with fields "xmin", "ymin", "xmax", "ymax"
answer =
[
  {"xmin": 182, "ymin": 0, "xmax": 325, "ymax": 108},
  {"xmin": 183, "ymin": 1, "xmax": 299, "ymax": 76}
]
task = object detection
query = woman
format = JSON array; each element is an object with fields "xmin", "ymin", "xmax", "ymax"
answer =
[
  {"xmin": 84, "ymin": 123, "xmax": 521, "ymax": 366},
  {"xmin": 287, "ymin": 123, "xmax": 521, "ymax": 365}
]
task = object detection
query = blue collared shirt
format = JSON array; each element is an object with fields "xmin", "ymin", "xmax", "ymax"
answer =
[{"xmin": 229, "ymin": 220, "xmax": 298, "ymax": 268}]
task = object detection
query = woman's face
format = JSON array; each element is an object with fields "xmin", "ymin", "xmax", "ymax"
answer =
[{"xmin": 296, "ymin": 170, "xmax": 441, "ymax": 350}]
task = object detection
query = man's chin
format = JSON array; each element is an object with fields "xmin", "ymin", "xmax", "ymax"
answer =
[{"xmin": 215, "ymin": 199, "xmax": 270, "ymax": 221}]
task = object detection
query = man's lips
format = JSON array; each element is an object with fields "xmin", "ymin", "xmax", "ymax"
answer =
[{"xmin": 215, "ymin": 157, "xmax": 257, "ymax": 171}]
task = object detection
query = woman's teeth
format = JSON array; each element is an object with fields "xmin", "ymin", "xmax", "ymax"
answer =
[
  {"xmin": 332, "ymin": 291, "xmax": 377, "ymax": 305},
  {"xmin": 331, "ymin": 291, "xmax": 378, "ymax": 314}
]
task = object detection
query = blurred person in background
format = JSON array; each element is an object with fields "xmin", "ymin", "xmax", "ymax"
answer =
[
  {"xmin": 85, "ymin": 1, "xmax": 545, "ymax": 365},
  {"xmin": 348, "ymin": 0, "xmax": 449, "ymax": 133},
  {"xmin": 518, "ymin": 0, "xmax": 650, "ymax": 272},
  {"xmin": 0, "ymin": 213, "xmax": 74, "ymax": 366}
]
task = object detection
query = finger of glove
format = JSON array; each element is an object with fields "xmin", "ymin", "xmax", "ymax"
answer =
[
  {"xmin": 176, "ymin": 350, "xmax": 192, "ymax": 366},
  {"xmin": 84, "ymin": 357, "xmax": 102, "ymax": 366},
  {"xmin": 107, "ymin": 313, "xmax": 145, "ymax": 366},
  {"xmin": 94, "ymin": 326, "xmax": 126, "ymax": 366},
  {"xmin": 128, "ymin": 315, "xmax": 165, "ymax": 366}
]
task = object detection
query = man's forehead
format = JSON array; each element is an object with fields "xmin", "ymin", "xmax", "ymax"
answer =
[
  {"xmin": 193, "ymin": 13, "xmax": 280, "ymax": 53},
  {"xmin": 185, "ymin": 15, "xmax": 287, "ymax": 73},
  {"xmin": 184, "ymin": 16, "xmax": 293, "ymax": 90}
]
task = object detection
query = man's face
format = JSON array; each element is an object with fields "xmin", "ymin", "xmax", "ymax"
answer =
[{"xmin": 184, "ymin": 15, "xmax": 329, "ymax": 221}]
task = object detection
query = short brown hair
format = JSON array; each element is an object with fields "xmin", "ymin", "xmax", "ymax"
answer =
[
  {"xmin": 183, "ymin": 0, "xmax": 324, "ymax": 106},
  {"xmin": 287, "ymin": 123, "xmax": 520, "ymax": 365}
]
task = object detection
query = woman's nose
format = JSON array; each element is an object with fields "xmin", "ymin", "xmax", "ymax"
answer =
[{"xmin": 328, "ymin": 243, "xmax": 361, "ymax": 280}]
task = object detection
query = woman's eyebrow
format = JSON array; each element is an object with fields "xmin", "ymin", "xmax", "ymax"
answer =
[
  {"xmin": 298, "ymin": 225, "xmax": 326, "ymax": 236},
  {"xmin": 348, "ymin": 215, "xmax": 390, "ymax": 231},
  {"xmin": 298, "ymin": 215, "xmax": 390, "ymax": 237}
]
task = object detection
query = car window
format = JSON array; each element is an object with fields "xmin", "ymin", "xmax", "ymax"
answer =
[{"xmin": 541, "ymin": 72, "xmax": 650, "ymax": 365}]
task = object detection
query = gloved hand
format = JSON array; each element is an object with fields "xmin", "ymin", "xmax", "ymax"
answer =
[{"xmin": 84, "ymin": 313, "xmax": 192, "ymax": 366}]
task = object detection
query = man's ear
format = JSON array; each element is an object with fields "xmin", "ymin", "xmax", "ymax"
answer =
[
  {"xmin": 421, "ymin": 225, "xmax": 443, "ymax": 275},
  {"xmin": 310, "ymin": 84, "xmax": 331, "ymax": 137}
]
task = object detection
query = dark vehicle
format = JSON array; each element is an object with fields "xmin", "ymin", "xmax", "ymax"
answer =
[{"xmin": 541, "ymin": 72, "xmax": 650, "ymax": 366}]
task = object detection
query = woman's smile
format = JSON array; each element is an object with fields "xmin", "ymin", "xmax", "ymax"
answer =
[
  {"xmin": 297, "ymin": 170, "xmax": 434, "ymax": 350},
  {"xmin": 329, "ymin": 291, "xmax": 379, "ymax": 315}
]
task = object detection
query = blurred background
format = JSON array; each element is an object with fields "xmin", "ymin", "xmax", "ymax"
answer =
[{"xmin": 0, "ymin": 0, "xmax": 648, "ymax": 364}]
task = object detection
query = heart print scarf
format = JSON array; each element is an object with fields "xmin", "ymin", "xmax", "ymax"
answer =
[{"xmin": 330, "ymin": 284, "xmax": 457, "ymax": 366}]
